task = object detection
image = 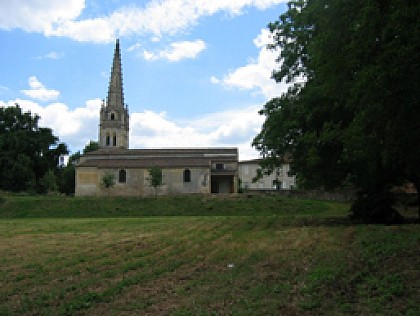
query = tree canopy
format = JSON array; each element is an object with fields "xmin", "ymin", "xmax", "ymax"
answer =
[
  {"xmin": 253, "ymin": 0, "xmax": 420, "ymax": 222},
  {"xmin": 0, "ymin": 104, "xmax": 68, "ymax": 193},
  {"xmin": 83, "ymin": 140, "xmax": 99, "ymax": 154}
]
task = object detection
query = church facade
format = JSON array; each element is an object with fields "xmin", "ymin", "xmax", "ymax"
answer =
[{"xmin": 75, "ymin": 40, "xmax": 238, "ymax": 196}]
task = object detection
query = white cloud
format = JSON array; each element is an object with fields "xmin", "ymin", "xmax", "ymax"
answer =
[
  {"xmin": 210, "ymin": 76, "xmax": 221, "ymax": 85},
  {"xmin": 127, "ymin": 42, "xmax": 141, "ymax": 52},
  {"xmin": 48, "ymin": 17, "xmax": 115, "ymax": 43},
  {"xmin": 253, "ymin": 28, "xmax": 273, "ymax": 48},
  {"xmin": 0, "ymin": 85, "xmax": 9, "ymax": 93},
  {"xmin": 211, "ymin": 28, "xmax": 288, "ymax": 99},
  {"xmin": 130, "ymin": 105, "xmax": 264, "ymax": 160},
  {"xmin": 0, "ymin": 0, "xmax": 286, "ymax": 43},
  {"xmin": 143, "ymin": 40, "xmax": 206, "ymax": 62},
  {"xmin": 0, "ymin": 0, "xmax": 84, "ymax": 33},
  {"xmin": 20, "ymin": 76, "xmax": 60, "ymax": 102},
  {"xmin": 34, "ymin": 51, "xmax": 64, "ymax": 60}
]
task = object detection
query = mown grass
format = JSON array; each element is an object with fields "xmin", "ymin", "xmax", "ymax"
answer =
[
  {"xmin": 0, "ymin": 195, "xmax": 419, "ymax": 315},
  {"xmin": 0, "ymin": 194, "xmax": 349, "ymax": 219}
]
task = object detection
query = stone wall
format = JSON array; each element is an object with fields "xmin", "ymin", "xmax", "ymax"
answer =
[{"xmin": 76, "ymin": 166, "xmax": 210, "ymax": 196}]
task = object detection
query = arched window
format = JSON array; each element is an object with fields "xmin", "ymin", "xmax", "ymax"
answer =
[
  {"xmin": 110, "ymin": 113, "xmax": 115, "ymax": 120},
  {"xmin": 183, "ymin": 169, "xmax": 191, "ymax": 183},
  {"xmin": 106, "ymin": 134, "xmax": 110, "ymax": 146},
  {"xmin": 113, "ymin": 134, "xmax": 117, "ymax": 146},
  {"xmin": 119, "ymin": 170, "xmax": 126, "ymax": 183}
]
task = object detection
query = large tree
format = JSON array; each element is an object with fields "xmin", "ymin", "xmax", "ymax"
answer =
[
  {"xmin": 253, "ymin": 0, "xmax": 420, "ymax": 222},
  {"xmin": 0, "ymin": 104, "xmax": 68, "ymax": 193}
]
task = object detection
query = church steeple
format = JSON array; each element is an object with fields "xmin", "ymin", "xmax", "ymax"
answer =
[
  {"xmin": 107, "ymin": 39, "xmax": 124, "ymax": 110},
  {"xmin": 99, "ymin": 39, "xmax": 129, "ymax": 149}
]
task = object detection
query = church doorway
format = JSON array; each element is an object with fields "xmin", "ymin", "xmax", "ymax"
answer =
[{"xmin": 211, "ymin": 175, "xmax": 234, "ymax": 194}]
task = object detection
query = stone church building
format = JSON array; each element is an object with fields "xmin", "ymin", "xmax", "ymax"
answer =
[{"xmin": 75, "ymin": 40, "xmax": 238, "ymax": 196}]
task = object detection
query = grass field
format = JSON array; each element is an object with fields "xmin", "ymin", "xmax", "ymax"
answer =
[{"xmin": 0, "ymin": 195, "xmax": 419, "ymax": 315}]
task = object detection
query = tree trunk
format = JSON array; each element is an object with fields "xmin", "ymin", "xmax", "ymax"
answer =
[
  {"xmin": 411, "ymin": 177, "xmax": 420, "ymax": 222},
  {"xmin": 416, "ymin": 187, "xmax": 420, "ymax": 223}
]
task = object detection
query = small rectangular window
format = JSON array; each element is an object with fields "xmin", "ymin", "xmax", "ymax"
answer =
[
  {"xmin": 119, "ymin": 170, "xmax": 126, "ymax": 183},
  {"xmin": 183, "ymin": 169, "xmax": 191, "ymax": 182},
  {"xmin": 216, "ymin": 163, "xmax": 224, "ymax": 170}
]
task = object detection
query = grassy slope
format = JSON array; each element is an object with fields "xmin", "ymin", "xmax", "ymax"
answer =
[
  {"xmin": 0, "ymin": 194, "xmax": 349, "ymax": 218},
  {"xmin": 0, "ymin": 195, "xmax": 418, "ymax": 315}
]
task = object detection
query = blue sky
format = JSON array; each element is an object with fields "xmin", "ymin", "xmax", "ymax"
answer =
[{"xmin": 0, "ymin": 0, "xmax": 289, "ymax": 160}]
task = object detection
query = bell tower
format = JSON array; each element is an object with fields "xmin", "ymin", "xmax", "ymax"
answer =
[{"xmin": 99, "ymin": 39, "xmax": 129, "ymax": 149}]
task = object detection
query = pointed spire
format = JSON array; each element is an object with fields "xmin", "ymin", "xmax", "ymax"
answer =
[{"xmin": 107, "ymin": 39, "xmax": 124, "ymax": 109}]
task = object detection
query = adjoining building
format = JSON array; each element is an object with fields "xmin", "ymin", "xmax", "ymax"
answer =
[
  {"xmin": 238, "ymin": 158, "xmax": 295, "ymax": 191},
  {"xmin": 75, "ymin": 40, "xmax": 238, "ymax": 196}
]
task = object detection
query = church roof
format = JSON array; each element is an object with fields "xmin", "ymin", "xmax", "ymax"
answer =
[
  {"xmin": 78, "ymin": 148, "xmax": 238, "ymax": 169},
  {"xmin": 78, "ymin": 157, "xmax": 212, "ymax": 168},
  {"xmin": 84, "ymin": 148, "xmax": 238, "ymax": 159}
]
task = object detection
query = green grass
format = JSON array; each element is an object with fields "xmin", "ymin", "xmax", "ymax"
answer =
[
  {"xmin": 0, "ymin": 195, "xmax": 418, "ymax": 315},
  {"xmin": 0, "ymin": 194, "xmax": 349, "ymax": 218}
]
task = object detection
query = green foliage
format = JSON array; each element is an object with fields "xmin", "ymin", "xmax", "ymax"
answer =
[
  {"xmin": 254, "ymin": 0, "xmax": 420, "ymax": 222},
  {"xmin": 147, "ymin": 167, "xmax": 163, "ymax": 195},
  {"xmin": 68, "ymin": 151, "xmax": 81, "ymax": 165},
  {"xmin": 83, "ymin": 140, "xmax": 99, "ymax": 154},
  {"xmin": 58, "ymin": 164, "xmax": 76, "ymax": 195},
  {"xmin": 1, "ymin": 154, "xmax": 35, "ymax": 192},
  {"xmin": 67, "ymin": 141, "xmax": 99, "ymax": 166},
  {"xmin": 252, "ymin": 168, "xmax": 264, "ymax": 183},
  {"xmin": 102, "ymin": 173, "xmax": 116, "ymax": 197},
  {"xmin": 0, "ymin": 104, "xmax": 68, "ymax": 193},
  {"xmin": 39, "ymin": 170, "xmax": 58, "ymax": 194},
  {"xmin": 102, "ymin": 173, "xmax": 115, "ymax": 189}
]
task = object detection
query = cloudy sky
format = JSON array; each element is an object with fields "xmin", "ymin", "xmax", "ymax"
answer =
[{"xmin": 0, "ymin": 0, "xmax": 289, "ymax": 160}]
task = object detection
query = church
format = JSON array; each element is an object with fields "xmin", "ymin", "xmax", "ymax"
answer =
[{"xmin": 75, "ymin": 40, "xmax": 238, "ymax": 196}]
